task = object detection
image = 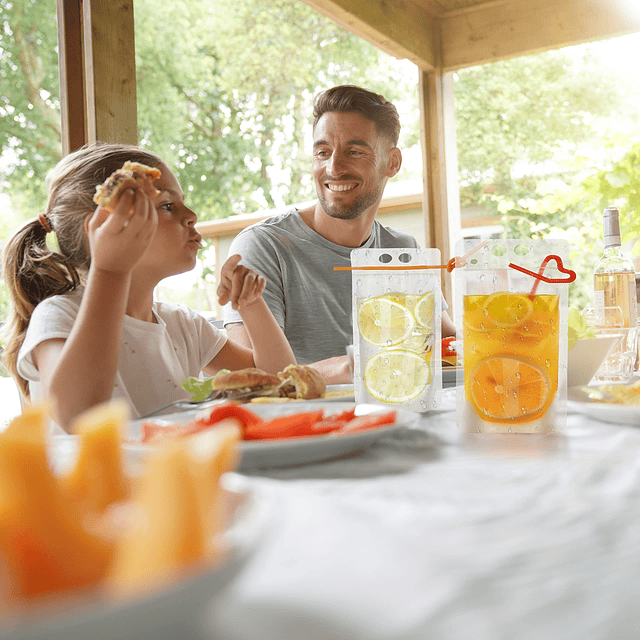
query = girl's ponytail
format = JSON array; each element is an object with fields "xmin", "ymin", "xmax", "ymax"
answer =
[{"xmin": 2, "ymin": 216, "xmax": 81, "ymax": 399}]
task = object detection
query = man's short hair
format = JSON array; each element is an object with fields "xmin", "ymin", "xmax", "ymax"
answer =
[{"xmin": 312, "ymin": 85, "xmax": 401, "ymax": 147}]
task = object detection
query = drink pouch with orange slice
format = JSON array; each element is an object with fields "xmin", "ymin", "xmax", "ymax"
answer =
[
  {"xmin": 350, "ymin": 248, "xmax": 443, "ymax": 411},
  {"xmin": 454, "ymin": 239, "xmax": 571, "ymax": 434}
]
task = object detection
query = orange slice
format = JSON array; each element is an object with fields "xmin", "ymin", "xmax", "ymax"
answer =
[
  {"xmin": 468, "ymin": 356, "xmax": 551, "ymax": 423},
  {"xmin": 482, "ymin": 292, "xmax": 533, "ymax": 328}
]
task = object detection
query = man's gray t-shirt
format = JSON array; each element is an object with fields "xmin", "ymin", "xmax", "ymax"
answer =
[{"xmin": 223, "ymin": 207, "xmax": 422, "ymax": 364}]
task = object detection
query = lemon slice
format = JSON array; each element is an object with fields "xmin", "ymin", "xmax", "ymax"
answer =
[
  {"xmin": 358, "ymin": 297, "xmax": 415, "ymax": 347},
  {"xmin": 468, "ymin": 356, "xmax": 551, "ymax": 423},
  {"xmin": 414, "ymin": 291, "xmax": 435, "ymax": 328},
  {"xmin": 482, "ymin": 292, "xmax": 533, "ymax": 328},
  {"xmin": 364, "ymin": 349, "xmax": 430, "ymax": 403}
]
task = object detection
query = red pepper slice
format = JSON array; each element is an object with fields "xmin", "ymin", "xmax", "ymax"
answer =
[
  {"xmin": 338, "ymin": 411, "xmax": 397, "ymax": 434},
  {"xmin": 193, "ymin": 402, "xmax": 264, "ymax": 431},
  {"xmin": 244, "ymin": 410, "xmax": 325, "ymax": 440}
]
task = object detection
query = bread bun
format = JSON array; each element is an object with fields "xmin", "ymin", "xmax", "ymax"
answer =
[
  {"xmin": 277, "ymin": 364, "xmax": 326, "ymax": 399},
  {"xmin": 210, "ymin": 368, "xmax": 280, "ymax": 391}
]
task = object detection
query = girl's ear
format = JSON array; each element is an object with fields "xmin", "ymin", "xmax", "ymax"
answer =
[{"xmin": 386, "ymin": 147, "xmax": 402, "ymax": 178}]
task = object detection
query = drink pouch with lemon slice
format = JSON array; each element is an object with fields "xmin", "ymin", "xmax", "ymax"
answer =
[
  {"xmin": 351, "ymin": 248, "xmax": 443, "ymax": 412},
  {"xmin": 454, "ymin": 239, "xmax": 570, "ymax": 434}
]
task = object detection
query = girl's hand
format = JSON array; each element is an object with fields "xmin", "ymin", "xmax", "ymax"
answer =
[
  {"xmin": 217, "ymin": 254, "xmax": 266, "ymax": 310},
  {"xmin": 85, "ymin": 188, "xmax": 158, "ymax": 275}
]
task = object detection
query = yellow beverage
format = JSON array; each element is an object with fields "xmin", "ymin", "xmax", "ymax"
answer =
[
  {"xmin": 357, "ymin": 291, "xmax": 435, "ymax": 404},
  {"xmin": 463, "ymin": 292, "xmax": 559, "ymax": 425}
]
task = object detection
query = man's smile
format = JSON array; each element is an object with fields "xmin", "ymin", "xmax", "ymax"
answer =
[{"xmin": 325, "ymin": 182, "xmax": 358, "ymax": 192}]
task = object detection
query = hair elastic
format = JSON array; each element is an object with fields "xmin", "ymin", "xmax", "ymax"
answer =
[{"xmin": 38, "ymin": 212, "xmax": 52, "ymax": 233}]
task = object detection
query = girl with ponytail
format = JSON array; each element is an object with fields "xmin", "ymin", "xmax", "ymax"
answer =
[{"xmin": 1, "ymin": 142, "xmax": 295, "ymax": 431}]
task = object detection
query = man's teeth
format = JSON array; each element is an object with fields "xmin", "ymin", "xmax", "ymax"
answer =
[{"xmin": 327, "ymin": 184, "xmax": 355, "ymax": 191}]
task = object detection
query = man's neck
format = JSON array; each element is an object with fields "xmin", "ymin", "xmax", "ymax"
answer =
[{"xmin": 297, "ymin": 203, "xmax": 378, "ymax": 248}]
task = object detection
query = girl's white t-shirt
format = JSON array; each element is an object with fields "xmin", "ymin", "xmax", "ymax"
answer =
[{"xmin": 17, "ymin": 287, "xmax": 227, "ymax": 425}]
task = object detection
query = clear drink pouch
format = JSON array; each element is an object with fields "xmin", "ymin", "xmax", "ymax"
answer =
[
  {"xmin": 351, "ymin": 248, "xmax": 443, "ymax": 412},
  {"xmin": 454, "ymin": 239, "xmax": 572, "ymax": 433}
]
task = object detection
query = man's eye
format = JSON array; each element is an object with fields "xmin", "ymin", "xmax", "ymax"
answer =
[
  {"xmin": 159, "ymin": 202, "xmax": 174, "ymax": 212},
  {"xmin": 348, "ymin": 149, "xmax": 364, "ymax": 156},
  {"xmin": 314, "ymin": 150, "xmax": 329, "ymax": 157}
]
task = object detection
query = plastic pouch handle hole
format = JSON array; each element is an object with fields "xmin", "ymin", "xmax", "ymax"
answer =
[{"xmin": 379, "ymin": 253, "xmax": 393, "ymax": 264}]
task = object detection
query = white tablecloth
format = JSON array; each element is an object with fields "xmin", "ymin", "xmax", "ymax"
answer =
[{"xmin": 202, "ymin": 387, "xmax": 640, "ymax": 640}]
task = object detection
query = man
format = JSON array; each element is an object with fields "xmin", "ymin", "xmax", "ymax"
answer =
[{"xmin": 224, "ymin": 84, "xmax": 456, "ymax": 383}]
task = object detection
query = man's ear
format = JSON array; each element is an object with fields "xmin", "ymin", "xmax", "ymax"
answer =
[{"xmin": 386, "ymin": 147, "xmax": 402, "ymax": 178}]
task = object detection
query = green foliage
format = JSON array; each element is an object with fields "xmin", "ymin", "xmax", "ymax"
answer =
[
  {"xmin": 454, "ymin": 44, "xmax": 640, "ymax": 229},
  {"xmin": 582, "ymin": 142, "xmax": 640, "ymax": 253},
  {"xmin": 134, "ymin": 0, "xmax": 415, "ymax": 219},
  {"xmin": 0, "ymin": 0, "xmax": 62, "ymax": 211}
]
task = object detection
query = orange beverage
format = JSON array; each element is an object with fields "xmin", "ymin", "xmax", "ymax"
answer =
[{"xmin": 463, "ymin": 292, "xmax": 559, "ymax": 430}]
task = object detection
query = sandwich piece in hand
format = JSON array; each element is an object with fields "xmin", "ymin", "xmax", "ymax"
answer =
[
  {"xmin": 277, "ymin": 364, "xmax": 326, "ymax": 400},
  {"xmin": 93, "ymin": 161, "xmax": 162, "ymax": 211}
]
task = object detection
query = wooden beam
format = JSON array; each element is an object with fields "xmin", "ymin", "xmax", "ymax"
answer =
[
  {"xmin": 301, "ymin": 0, "xmax": 438, "ymax": 71},
  {"xmin": 82, "ymin": 0, "xmax": 138, "ymax": 144},
  {"xmin": 419, "ymin": 69, "xmax": 461, "ymax": 306},
  {"xmin": 441, "ymin": 0, "xmax": 640, "ymax": 70},
  {"xmin": 56, "ymin": 0, "xmax": 86, "ymax": 155}
]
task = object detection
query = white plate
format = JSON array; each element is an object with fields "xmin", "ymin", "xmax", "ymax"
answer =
[
  {"xmin": 0, "ymin": 474, "xmax": 271, "ymax": 640},
  {"xmin": 568, "ymin": 386, "xmax": 640, "ymax": 426},
  {"xmin": 128, "ymin": 402, "xmax": 412, "ymax": 469}
]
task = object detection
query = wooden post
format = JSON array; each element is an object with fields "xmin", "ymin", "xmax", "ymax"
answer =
[
  {"xmin": 81, "ymin": 0, "xmax": 138, "ymax": 144},
  {"xmin": 56, "ymin": 0, "xmax": 86, "ymax": 155},
  {"xmin": 419, "ymin": 68, "xmax": 461, "ymax": 308}
]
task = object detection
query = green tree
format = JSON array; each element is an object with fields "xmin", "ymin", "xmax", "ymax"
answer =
[
  {"xmin": 0, "ymin": 0, "xmax": 61, "ymax": 216},
  {"xmin": 134, "ymin": 0, "xmax": 415, "ymax": 219},
  {"xmin": 454, "ymin": 45, "xmax": 640, "ymax": 232}
]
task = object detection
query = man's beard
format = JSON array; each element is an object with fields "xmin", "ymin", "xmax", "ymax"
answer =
[{"xmin": 317, "ymin": 184, "xmax": 383, "ymax": 220}]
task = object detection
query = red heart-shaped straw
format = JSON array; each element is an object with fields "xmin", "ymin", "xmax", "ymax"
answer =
[{"xmin": 508, "ymin": 254, "xmax": 576, "ymax": 298}]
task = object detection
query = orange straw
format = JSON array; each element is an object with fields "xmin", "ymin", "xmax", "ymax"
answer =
[
  {"xmin": 508, "ymin": 254, "xmax": 576, "ymax": 298},
  {"xmin": 334, "ymin": 240, "xmax": 488, "ymax": 273}
]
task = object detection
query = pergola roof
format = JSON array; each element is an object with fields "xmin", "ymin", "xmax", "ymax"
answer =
[{"xmin": 303, "ymin": 0, "xmax": 640, "ymax": 70}]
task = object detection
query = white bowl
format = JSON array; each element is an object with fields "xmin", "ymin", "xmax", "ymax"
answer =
[{"xmin": 567, "ymin": 335, "xmax": 620, "ymax": 387}]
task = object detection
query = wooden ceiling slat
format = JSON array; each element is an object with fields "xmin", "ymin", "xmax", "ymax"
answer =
[
  {"xmin": 441, "ymin": 0, "xmax": 640, "ymax": 70},
  {"xmin": 302, "ymin": 0, "xmax": 439, "ymax": 70}
]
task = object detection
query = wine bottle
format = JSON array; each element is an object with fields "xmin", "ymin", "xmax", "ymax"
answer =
[{"xmin": 593, "ymin": 206, "xmax": 638, "ymax": 328}]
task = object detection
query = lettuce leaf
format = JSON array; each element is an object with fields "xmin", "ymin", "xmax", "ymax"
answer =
[
  {"xmin": 180, "ymin": 376, "xmax": 213, "ymax": 402},
  {"xmin": 567, "ymin": 307, "xmax": 596, "ymax": 350}
]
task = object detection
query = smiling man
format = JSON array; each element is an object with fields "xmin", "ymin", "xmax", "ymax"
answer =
[{"xmin": 224, "ymin": 85, "xmax": 455, "ymax": 383}]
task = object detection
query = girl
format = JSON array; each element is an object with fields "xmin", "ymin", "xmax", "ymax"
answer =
[{"xmin": 2, "ymin": 142, "xmax": 296, "ymax": 432}]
